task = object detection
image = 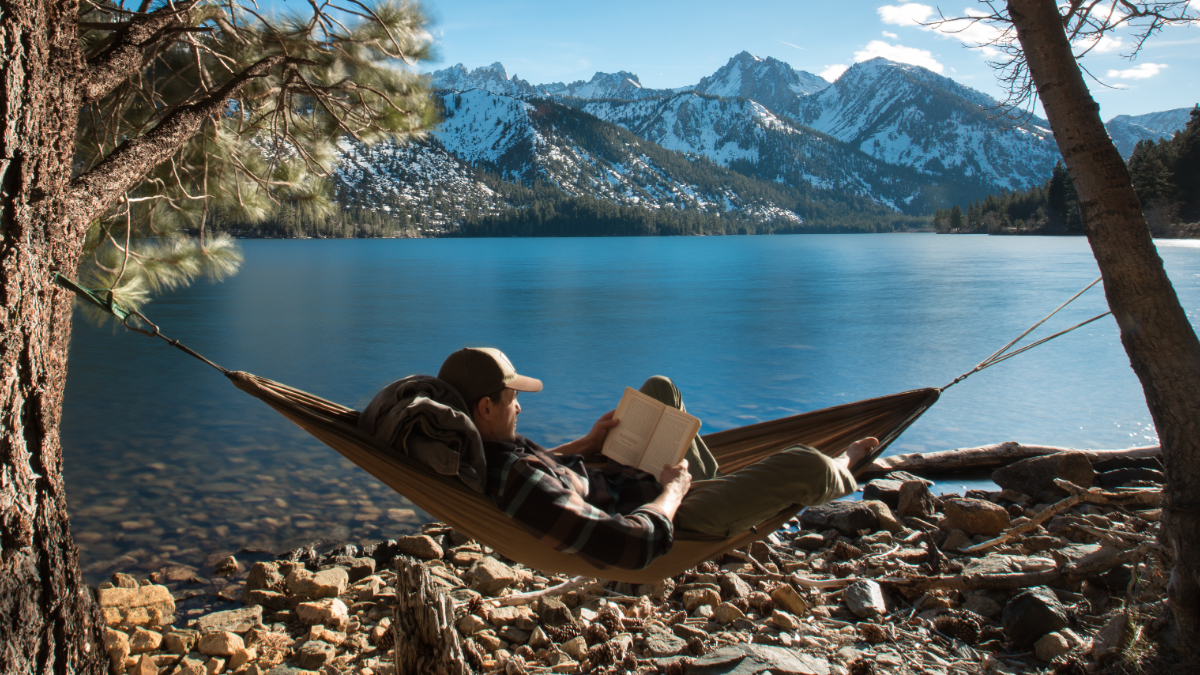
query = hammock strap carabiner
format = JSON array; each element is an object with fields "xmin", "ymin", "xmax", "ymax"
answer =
[
  {"xmin": 942, "ymin": 276, "xmax": 1111, "ymax": 390},
  {"xmin": 52, "ymin": 273, "xmax": 230, "ymax": 375}
]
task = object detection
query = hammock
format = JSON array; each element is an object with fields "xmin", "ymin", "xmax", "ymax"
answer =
[{"xmin": 54, "ymin": 274, "xmax": 1111, "ymax": 583}]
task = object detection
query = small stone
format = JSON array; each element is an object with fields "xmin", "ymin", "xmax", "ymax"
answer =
[
  {"xmin": 349, "ymin": 557, "xmax": 377, "ymax": 582},
  {"xmin": 683, "ymin": 588, "xmax": 722, "ymax": 612},
  {"xmin": 528, "ymin": 626, "xmax": 550, "ymax": 649},
  {"xmin": 962, "ymin": 594, "xmax": 1002, "ymax": 620},
  {"xmin": 499, "ymin": 626, "xmax": 530, "ymax": 644},
  {"xmin": 213, "ymin": 556, "xmax": 239, "ymax": 577},
  {"xmin": 228, "ymin": 648, "xmax": 256, "ymax": 670},
  {"xmin": 465, "ymin": 557, "xmax": 518, "ymax": 596},
  {"xmin": 129, "ymin": 654, "xmax": 159, "ymax": 675},
  {"xmin": 294, "ymin": 640, "xmax": 337, "ymax": 670},
  {"xmin": 394, "ymin": 535, "xmax": 444, "ymax": 560},
  {"xmin": 794, "ymin": 533, "xmax": 826, "ymax": 551},
  {"xmin": 286, "ymin": 567, "xmax": 348, "ymax": 600},
  {"xmin": 197, "ymin": 632, "xmax": 243, "ymax": 658},
  {"xmin": 770, "ymin": 585, "xmax": 809, "ymax": 616},
  {"xmin": 112, "ymin": 573, "xmax": 140, "ymax": 589},
  {"xmin": 1002, "ymin": 586, "xmax": 1069, "ymax": 648},
  {"xmin": 1035, "ymin": 632, "xmax": 1071, "ymax": 662},
  {"xmin": 241, "ymin": 562, "xmax": 284, "ymax": 605},
  {"xmin": 488, "ymin": 606, "xmax": 532, "ymax": 627},
  {"xmin": 688, "ymin": 644, "xmax": 830, "ymax": 675},
  {"xmin": 771, "ymin": 610, "xmax": 802, "ymax": 631},
  {"xmin": 162, "ymin": 631, "xmax": 196, "ymax": 655},
  {"xmin": 897, "ymin": 481, "xmax": 937, "ymax": 518},
  {"xmin": 97, "ymin": 585, "xmax": 176, "ymax": 627},
  {"xmin": 537, "ymin": 598, "xmax": 575, "ymax": 626},
  {"xmin": 562, "ymin": 635, "xmax": 588, "ymax": 660},
  {"xmin": 245, "ymin": 590, "xmax": 288, "ymax": 611},
  {"xmin": 458, "ymin": 614, "xmax": 488, "ymax": 636},
  {"xmin": 719, "ymin": 572, "xmax": 753, "ymax": 599},
  {"xmin": 862, "ymin": 479, "xmax": 905, "ymax": 508},
  {"xmin": 673, "ymin": 623, "xmax": 708, "ymax": 641},
  {"xmin": 844, "ymin": 580, "xmax": 887, "ymax": 619},
  {"xmin": 129, "ymin": 627, "xmax": 162, "ymax": 654},
  {"xmin": 196, "ymin": 607, "xmax": 263, "ymax": 635},
  {"xmin": 104, "ymin": 628, "xmax": 131, "ymax": 673},
  {"xmin": 203, "ymin": 657, "xmax": 225, "ymax": 675},
  {"xmin": 643, "ymin": 629, "xmax": 687, "ymax": 657},
  {"xmin": 711, "ymin": 602, "xmax": 745, "ymax": 625},
  {"xmin": 942, "ymin": 529, "xmax": 973, "ymax": 552},
  {"xmin": 1093, "ymin": 613, "xmax": 1139, "ymax": 663},
  {"xmin": 863, "ymin": 500, "xmax": 903, "ymax": 534},
  {"xmin": 296, "ymin": 598, "xmax": 350, "ymax": 629},
  {"xmin": 694, "ymin": 604, "xmax": 714, "ymax": 619},
  {"xmin": 941, "ymin": 498, "xmax": 1011, "ymax": 536},
  {"xmin": 800, "ymin": 501, "xmax": 881, "ymax": 536},
  {"xmin": 992, "ymin": 452, "xmax": 1095, "ymax": 498}
]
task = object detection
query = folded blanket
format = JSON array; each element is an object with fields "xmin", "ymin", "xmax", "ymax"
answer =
[{"xmin": 357, "ymin": 375, "xmax": 487, "ymax": 493}]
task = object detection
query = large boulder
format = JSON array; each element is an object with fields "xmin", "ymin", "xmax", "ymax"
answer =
[
  {"xmin": 992, "ymin": 452, "xmax": 1094, "ymax": 498},
  {"xmin": 799, "ymin": 501, "xmax": 880, "ymax": 536},
  {"xmin": 1002, "ymin": 586, "xmax": 1068, "ymax": 648},
  {"xmin": 941, "ymin": 498, "xmax": 1011, "ymax": 536}
]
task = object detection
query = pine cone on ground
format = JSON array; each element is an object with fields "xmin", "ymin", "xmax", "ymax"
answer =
[
  {"xmin": 849, "ymin": 659, "xmax": 877, "ymax": 675},
  {"xmin": 619, "ymin": 652, "xmax": 638, "ymax": 671},
  {"xmin": 663, "ymin": 659, "xmax": 691, "ymax": 675},
  {"xmin": 664, "ymin": 610, "xmax": 687, "ymax": 626},
  {"xmin": 697, "ymin": 561, "xmax": 720, "ymax": 574},
  {"xmin": 375, "ymin": 628, "xmax": 395, "ymax": 652},
  {"xmin": 858, "ymin": 623, "xmax": 891, "ymax": 644},
  {"xmin": 687, "ymin": 637, "xmax": 712, "ymax": 656},
  {"xmin": 730, "ymin": 597, "xmax": 750, "ymax": 613},
  {"xmin": 585, "ymin": 622, "xmax": 611, "ymax": 646},
  {"xmin": 514, "ymin": 645, "xmax": 536, "ymax": 661},
  {"xmin": 933, "ymin": 610, "xmax": 987, "ymax": 644},
  {"xmin": 586, "ymin": 640, "xmax": 624, "ymax": 667},
  {"xmin": 833, "ymin": 541, "xmax": 865, "ymax": 561},
  {"xmin": 544, "ymin": 623, "xmax": 581, "ymax": 643}
]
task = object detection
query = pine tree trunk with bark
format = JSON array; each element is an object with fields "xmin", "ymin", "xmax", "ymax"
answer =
[
  {"xmin": 1007, "ymin": 0, "xmax": 1200, "ymax": 661},
  {"xmin": 1, "ymin": 1, "xmax": 108, "ymax": 673}
]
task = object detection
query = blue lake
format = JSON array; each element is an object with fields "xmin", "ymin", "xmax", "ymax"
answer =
[{"xmin": 61, "ymin": 234, "xmax": 1200, "ymax": 582}]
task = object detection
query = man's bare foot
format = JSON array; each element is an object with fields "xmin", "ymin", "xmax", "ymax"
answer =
[{"xmin": 838, "ymin": 437, "xmax": 880, "ymax": 470}]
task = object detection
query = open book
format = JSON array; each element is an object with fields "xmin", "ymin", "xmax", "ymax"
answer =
[{"xmin": 601, "ymin": 387, "xmax": 702, "ymax": 482}]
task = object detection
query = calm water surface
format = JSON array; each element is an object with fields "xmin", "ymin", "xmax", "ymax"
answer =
[{"xmin": 61, "ymin": 235, "xmax": 1200, "ymax": 582}]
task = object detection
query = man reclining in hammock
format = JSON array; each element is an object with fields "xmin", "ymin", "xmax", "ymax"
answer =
[{"xmin": 437, "ymin": 347, "xmax": 878, "ymax": 571}]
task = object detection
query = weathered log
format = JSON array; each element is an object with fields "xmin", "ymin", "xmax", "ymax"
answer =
[
  {"xmin": 860, "ymin": 442, "xmax": 1161, "ymax": 478},
  {"xmin": 488, "ymin": 575, "xmax": 594, "ymax": 607},
  {"xmin": 393, "ymin": 556, "xmax": 472, "ymax": 675}
]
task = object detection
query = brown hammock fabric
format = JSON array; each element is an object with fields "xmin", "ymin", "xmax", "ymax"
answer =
[{"xmin": 228, "ymin": 371, "xmax": 940, "ymax": 583}]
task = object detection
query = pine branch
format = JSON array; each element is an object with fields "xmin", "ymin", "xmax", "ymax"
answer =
[
  {"xmin": 82, "ymin": 0, "xmax": 204, "ymax": 104},
  {"xmin": 68, "ymin": 54, "xmax": 291, "ymax": 228}
]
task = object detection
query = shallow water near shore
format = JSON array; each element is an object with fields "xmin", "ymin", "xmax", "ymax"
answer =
[{"xmin": 61, "ymin": 235, "xmax": 1200, "ymax": 584}]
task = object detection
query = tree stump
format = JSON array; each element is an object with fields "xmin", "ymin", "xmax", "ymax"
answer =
[{"xmin": 393, "ymin": 556, "xmax": 471, "ymax": 675}]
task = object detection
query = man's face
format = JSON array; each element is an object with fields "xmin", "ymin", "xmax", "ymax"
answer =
[{"xmin": 477, "ymin": 389, "xmax": 521, "ymax": 442}]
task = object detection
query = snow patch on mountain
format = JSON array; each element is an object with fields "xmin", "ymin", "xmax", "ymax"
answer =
[{"xmin": 1105, "ymin": 107, "xmax": 1194, "ymax": 158}]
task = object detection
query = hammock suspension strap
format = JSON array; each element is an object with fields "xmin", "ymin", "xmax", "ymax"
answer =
[{"xmin": 941, "ymin": 276, "xmax": 1111, "ymax": 391}]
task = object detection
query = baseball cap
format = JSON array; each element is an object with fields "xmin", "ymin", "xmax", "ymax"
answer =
[{"xmin": 437, "ymin": 348, "xmax": 544, "ymax": 402}]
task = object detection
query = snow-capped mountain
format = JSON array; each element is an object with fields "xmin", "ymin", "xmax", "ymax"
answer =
[
  {"xmin": 430, "ymin": 63, "xmax": 675, "ymax": 100},
  {"xmin": 788, "ymin": 58, "xmax": 1060, "ymax": 193},
  {"xmin": 691, "ymin": 51, "xmax": 829, "ymax": 111},
  {"xmin": 1105, "ymin": 107, "xmax": 1194, "ymax": 159}
]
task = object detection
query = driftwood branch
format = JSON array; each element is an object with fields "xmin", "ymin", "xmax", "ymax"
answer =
[
  {"xmin": 861, "ymin": 442, "xmax": 1160, "ymax": 478},
  {"xmin": 487, "ymin": 576, "xmax": 595, "ymax": 608}
]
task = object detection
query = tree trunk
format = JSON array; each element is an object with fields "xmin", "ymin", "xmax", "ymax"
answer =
[
  {"xmin": 393, "ymin": 556, "xmax": 472, "ymax": 675},
  {"xmin": 1, "ymin": 1, "xmax": 107, "ymax": 673},
  {"xmin": 1007, "ymin": 0, "xmax": 1200, "ymax": 662}
]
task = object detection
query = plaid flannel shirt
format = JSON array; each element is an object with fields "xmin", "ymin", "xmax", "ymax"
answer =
[{"xmin": 482, "ymin": 436, "xmax": 674, "ymax": 570}]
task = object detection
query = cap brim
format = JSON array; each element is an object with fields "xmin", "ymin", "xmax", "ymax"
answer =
[{"xmin": 508, "ymin": 374, "xmax": 543, "ymax": 393}]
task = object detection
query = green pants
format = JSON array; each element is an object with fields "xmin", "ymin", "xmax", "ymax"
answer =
[{"xmin": 638, "ymin": 376, "xmax": 858, "ymax": 539}]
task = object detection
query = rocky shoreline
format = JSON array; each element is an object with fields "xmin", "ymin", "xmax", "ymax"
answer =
[{"xmin": 95, "ymin": 451, "xmax": 1177, "ymax": 675}]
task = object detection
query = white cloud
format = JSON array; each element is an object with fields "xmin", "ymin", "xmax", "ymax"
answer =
[
  {"xmin": 819, "ymin": 64, "xmax": 850, "ymax": 81},
  {"xmin": 882, "ymin": 31, "xmax": 899, "ymax": 39},
  {"xmin": 854, "ymin": 40, "xmax": 944, "ymax": 73},
  {"xmin": 879, "ymin": 3, "xmax": 935, "ymax": 26},
  {"xmin": 1106, "ymin": 62, "xmax": 1168, "ymax": 79},
  {"xmin": 1086, "ymin": 34, "xmax": 1125, "ymax": 54}
]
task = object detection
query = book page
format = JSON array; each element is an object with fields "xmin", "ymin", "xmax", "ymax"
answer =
[
  {"xmin": 601, "ymin": 388, "xmax": 663, "ymax": 467},
  {"xmin": 641, "ymin": 406, "xmax": 701, "ymax": 477}
]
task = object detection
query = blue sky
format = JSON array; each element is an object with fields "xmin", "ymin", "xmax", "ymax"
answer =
[{"xmin": 278, "ymin": 1, "xmax": 1199, "ymax": 119}]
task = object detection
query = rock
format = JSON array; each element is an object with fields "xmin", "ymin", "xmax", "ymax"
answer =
[
  {"xmin": 241, "ymin": 562, "xmax": 284, "ymax": 605},
  {"xmin": 112, "ymin": 573, "xmax": 140, "ymax": 589},
  {"xmin": 213, "ymin": 556, "xmax": 239, "ymax": 578},
  {"xmin": 295, "ymin": 598, "xmax": 349, "ymax": 629},
  {"xmin": 941, "ymin": 498, "xmax": 1011, "ymax": 536},
  {"xmin": 683, "ymin": 588, "xmax": 722, "ymax": 612},
  {"xmin": 941, "ymin": 529, "xmax": 972, "ymax": 552},
  {"xmin": 464, "ymin": 557, "xmax": 518, "ymax": 596},
  {"xmin": 286, "ymin": 567, "xmax": 347, "ymax": 600},
  {"xmin": 244, "ymin": 590, "xmax": 288, "ymax": 611},
  {"xmin": 197, "ymin": 631, "xmax": 244, "ymax": 657},
  {"xmin": 1002, "ymin": 587, "xmax": 1069, "ymax": 648},
  {"xmin": 348, "ymin": 557, "xmax": 377, "ymax": 582},
  {"xmin": 862, "ymin": 479, "xmax": 904, "ymax": 509},
  {"xmin": 104, "ymin": 628, "xmax": 131, "ymax": 673},
  {"xmin": 203, "ymin": 657, "xmax": 225, "ymax": 675},
  {"xmin": 897, "ymin": 481, "xmax": 937, "ymax": 518},
  {"xmin": 769, "ymin": 585, "xmax": 809, "ymax": 616},
  {"xmin": 685, "ymin": 643, "xmax": 830, "ymax": 675},
  {"xmin": 844, "ymin": 581, "xmax": 887, "ymax": 619},
  {"xmin": 635, "ymin": 579, "xmax": 673, "ymax": 601},
  {"xmin": 962, "ymin": 594, "xmax": 1003, "ymax": 620},
  {"xmin": 1093, "ymin": 613, "xmax": 1138, "ymax": 663},
  {"xmin": 129, "ymin": 654, "xmax": 159, "ymax": 675},
  {"xmin": 1097, "ymin": 467, "xmax": 1164, "ymax": 488},
  {"xmin": 537, "ymin": 598, "xmax": 575, "ymax": 626},
  {"xmin": 129, "ymin": 627, "xmax": 163, "ymax": 654},
  {"xmin": 770, "ymin": 610, "xmax": 801, "ymax": 631},
  {"xmin": 97, "ymin": 585, "xmax": 176, "ymax": 627},
  {"xmin": 499, "ymin": 626, "xmax": 530, "ymax": 644},
  {"xmin": 863, "ymin": 500, "xmax": 903, "ymax": 534},
  {"xmin": 644, "ymin": 629, "xmax": 687, "ymax": 657},
  {"xmin": 475, "ymin": 633, "xmax": 502, "ymax": 652},
  {"xmin": 162, "ymin": 631, "xmax": 196, "ymax": 655},
  {"xmin": 457, "ymin": 614, "xmax": 488, "ymax": 636},
  {"xmin": 394, "ymin": 535, "xmax": 443, "ymax": 560},
  {"xmin": 294, "ymin": 640, "xmax": 337, "ymax": 670},
  {"xmin": 196, "ymin": 606, "xmax": 262, "ymax": 635},
  {"xmin": 673, "ymin": 624, "xmax": 709, "ymax": 641},
  {"xmin": 1035, "ymin": 632, "xmax": 1072, "ymax": 662},
  {"xmin": 528, "ymin": 626, "xmax": 550, "ymax": 649},
  {"xmin": 561, "ymin": 636, "xmax": 587, "ymax": 660},
  {"xmin": 793, "ymin": 533, "xmax": 826, "ymax": 551},
  {"xmin": 992, "ymin": 452, "xmax": 1095, "ymax": 498},
  {"xmin": 800, "ymin": 501, "xmax": 881, "ymax": 536},
  {"xmin": 488, "ymin": 606, "xmax": 534, "ymax": 627},
  {"xmin": 228, "ymin": 648, "xmax": 257, "ymax": 671},
  {"xmin": 719, "ymin": 572, "xmax": 753, "ymax": 600},
  {"xmin": 175, "ymin": 658, "xmax": 206, "ymax": 675},
  {"xmin": 712, "ymin": 602, "xmax": 746, "ymax": 625},
  {"xmin": 963, "ymin": 554, "xmax": 1054, "ymax": 576}
]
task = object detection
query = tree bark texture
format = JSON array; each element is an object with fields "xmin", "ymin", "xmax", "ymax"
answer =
[
  {"xmin": 1006, "ymin": 0, "xmax": 1200, "ymax": 660},
  {"xmin": 393, "ymin": 556, "xmax": 472, "ymax": 675},
  {"xmin": 1, "ymin": 1, "xmax": 107, "ymax": 673}
]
